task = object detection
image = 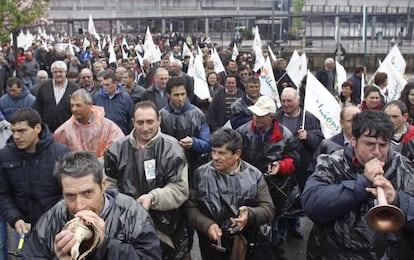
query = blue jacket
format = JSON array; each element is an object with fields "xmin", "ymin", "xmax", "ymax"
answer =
[
  {"xmin": 302, "ymin": 147, "xmax": 414, "ymax": 259},
  {"xmin": 79, "ymin": 50, "xmax": 93, "ymax": 64},
  {"xmin": 93, "ymin": 86, "xmax": 134, "ymax": 135},
  {"xmin": 0, "ymin": 87, "xmax": 35, "ymax": 121},
  {"xmin": 229, "ymin": 94, "xmax": 255, "ymax": 129},
  {"xmin": 159, "ymin": 100, "xmax": 210, "ymax": 175},
  {"xmin": 0, "ymin": 124, "xmax": 70, "ymax": 227}
]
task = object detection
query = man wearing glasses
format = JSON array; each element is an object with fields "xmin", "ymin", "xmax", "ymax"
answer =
[{"xmin": 79, "ymin": 68, "xmax": 100, "ymax": 95}]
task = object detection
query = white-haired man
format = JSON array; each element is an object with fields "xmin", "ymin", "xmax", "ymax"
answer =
[{"xmin": 34, "ymin": 61, "xmax": 80, "ymax": 132}]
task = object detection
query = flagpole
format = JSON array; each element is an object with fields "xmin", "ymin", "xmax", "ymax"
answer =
[
  {"xmin": 301, "ymin": 107, "xmax": 306, "ymax": 131},
  {"xmin": 363, "ymin": 5, "xmax": 367, "ymax": 66},
  {"xmin": 278, "ymin": 71, "xmax": 287, "ymax": 81},
  {"xmin": 360, "ymin": 73, "xmax": 365, "ymax": 106}
]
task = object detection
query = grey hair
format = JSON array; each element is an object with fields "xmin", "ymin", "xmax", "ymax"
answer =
[
  {"xmin": 171, "ymin": 59, "xmax": 183, "ymax": 68},
  {"xmin": 51, "ymin": 60, "xmax": 68, "ymax": 71},
  {"xmin": 281, "ymin": 87, "xmax": 299, "ymax": 98},
  {"xmin": 71, "ymin": 88, "xmax": 93, "ymax": 105},
  {"xmin": 37, "ymin": 70, "xmax": 49, "ymax": 79},
  {"xmin": 325, "ymin": 58, "xmax": 335, "ymax": 65}
]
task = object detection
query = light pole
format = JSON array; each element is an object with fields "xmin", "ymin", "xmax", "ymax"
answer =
[{"xmin": 272, "ymin": 0, "xmax": 275, "ymax": 43}]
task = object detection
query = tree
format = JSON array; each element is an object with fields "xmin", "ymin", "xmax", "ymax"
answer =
[
  {"xmin": 0, "ymin": 0, "xmax": 49, "ymax": 72},
  {"xmin": 292, "ymin": 0, "xmax": 305, "ymax": 35},
  {"xmin": 0, "ymin": 0, "xmax": 50, "ymax": 43}
]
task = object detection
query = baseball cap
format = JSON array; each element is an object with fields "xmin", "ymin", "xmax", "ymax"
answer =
[{"xmin": 248, "ymin": 96, "xmax": 276, "ymax": 116}]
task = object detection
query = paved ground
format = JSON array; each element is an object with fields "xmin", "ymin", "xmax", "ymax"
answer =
[
  {"xmin": 191, "ymin": 216, "xmax": 313, "ymax": 259},
  {"xmin": 280, "ymin": 217, "xmax": 313, "ymax": 260}
]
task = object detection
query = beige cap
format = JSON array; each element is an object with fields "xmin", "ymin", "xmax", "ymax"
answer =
[{"xmin": 248, "ymin": 96, "xmax": 276, "ymax": 116}]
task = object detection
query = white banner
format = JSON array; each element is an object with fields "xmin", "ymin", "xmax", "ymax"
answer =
[
  {"xmin": 268, "ymin": 45, "xmax": 277, "ymax": 61},
  {"xmin": 253, "ymin": 26, "xmax": 264, "ymax": 72},
  {"xmin": 378, "ymin": 59, "xmax": 407, "ymax": 101},
  {"xmin": 259, "ymin": 58, "xmax": 281, "ymax": 108},
  {"xmin": 182, "ymin": 42, "xmax": 192, "ymax": 58},
  {"xmin": 285, "ymin": 50, "xmax": 300, "ymax": 72},
  {"xmin": 88, "ymin": 14, "xmax": 100, "ymax": 40},
  {"xmin": 382, "ymin": 44, "xmax": 406, "ymax": 76},
  {"xmin": 286, "ymin": 52, "xmax": 307, "ymax": 88},
  {"xmin": 335, "ymin": 61, "xmax": 347, "ymax": 94},
  {"xmin": 305, "ymin": 71, "xmax": 341, "ymax": 138},
  {"xmin": 232, "ymin": 44, "xmax": 239, "ymax": 61},
  {"xmin": 212, "ymin": 48, "xmax": 225, "ymax": 74},
  {"xmin": 108, "ymin": 39, "xmax": 117, "ymax": 64},
  {"xmin": 143, "ymin": 27, "xmax": 161, "ymax": 64},
  {"xmin": 188, "ymin": 54, "xmax": 211, "ymax": 100}
]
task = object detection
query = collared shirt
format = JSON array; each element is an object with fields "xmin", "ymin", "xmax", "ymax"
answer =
[
  {"xmin": 53, "ymin": 79, "xmax": 68, "ymax": 105},
  {"xmin": 76, "ymin": 112, "xmax": 94, "ymax": 125},
  {"xmin": 156, "ymin": 86, "xmax": 166, "ymax": 98}
]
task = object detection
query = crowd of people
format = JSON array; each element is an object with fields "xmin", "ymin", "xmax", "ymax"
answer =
[{"xmin": 0, "ymin": 32, "xmax": 413, "ymax": 260}]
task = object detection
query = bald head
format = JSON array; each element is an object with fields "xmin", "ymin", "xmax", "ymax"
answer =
[{"xmin": 340, "ymin": 105, "xmax": 361, "ymax": 139}]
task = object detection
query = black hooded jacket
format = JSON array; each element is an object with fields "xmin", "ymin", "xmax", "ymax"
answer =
[{"xmin": 0, "ymin": 124, "xmax": 70, "ymax": 227}]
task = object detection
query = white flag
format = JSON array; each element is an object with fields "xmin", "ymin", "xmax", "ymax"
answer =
[
  {"xmin": 232, "ymin": 44, "xmax": 239, "ymax": 61},
  {"xmin": 26, "ymin": 31, "xmax": 34, "ymax": 49},
  {"xmin": 101, "ymin": 36, "xmax": 107, "ymax": 51},
  {"xmin": 121, "ymin": 37, "xmax": 128, "ymax": 48},
  {"xmin": 212, "ymin": 48, "xmax": 225, "ymax": 74},
  {"xmin": 253, "ymin": 26, "xmax": 262, "ymax": 51},
  {"xmin": 286, "ymin": 52, "xmax": 307, "ymax": 88},
  {"xmin": 182, "ymin": 42, "xmax": 192, "ymax": 58},
  {"xmin": 382, "ymin": 44, "xmax": 406, "ymax": 76},
  {"xmin": 305, "ymin": 71, "xmax": 341, "ymax": 138},
  {"xmin": 197, "ymin": 45, "xmax": 203, "ymax": 56},
  {"xmin": 97, "ymin": 38, "xmax": 101, "ymax": 51},
  {"xmin": 17, "ymin": 30, "xmax": 26, "ymax": 49},
  {"xmin": 88, "ymin": 14, "xmax": 100, "ymax": 40},
  {"xmin": 121, "ymin": 38, "xmax": 128, "ymax": 59},
  {"xmin": 108, "ymin": 39, "xmax": 117, "ymax": 64},
  {"xmin": 136, "ymin": 51, "xmax": 144, "ymax": 68},
  {"xmin": 188, "ymin": 54, "xmax": 210, "ymax": 100},
  {"xmin": 268, "ymin": 45, "xmax": 277, "ymax": 61},
  {"xmin": 83, "ymin": 37, "xmax": 90, "ymax": 49},
  {"xmin": 42, "ymin": 41, "xmax": 48, "ymax": 52},
  {"xmin": 187, "ymin": 53, "xmax": 194, "ymax": 74},
  {"xmin": 143, "ymin": 27, "xmax": 161, "ymax": 64},
  {"xmin": 68, "ymin": 41, "xmax": 75, "ymax": 56},
  {"xmin": 42, "ymin": 28, "xmax": 48, "ymax": 40},
  {"xmin": 253, "ymin": 26, "xmax": 264, "ymax": 72},
  {"xmin": 121, "ymin": 47, "xmax": 128, "ymax": 59},
  {"xmin": 378, "ymin": 59, "xmax": 407, "ymax": 101},
  {"xmin": 335, "ymin": 61, "xmax": 347, "ymax": 94},
  {"xmin": 259, "ymin": 58, "xmax": 281, "ymax": 108},
  {"xmin": 285, "ymin": 50, "xmax": 300, "ymax": 72}
]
